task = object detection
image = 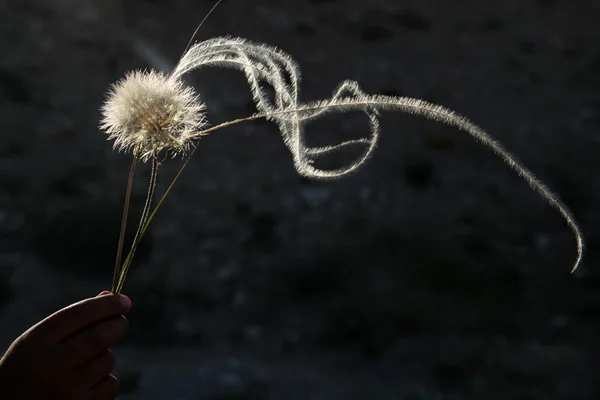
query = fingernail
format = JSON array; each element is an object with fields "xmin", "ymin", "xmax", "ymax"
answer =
[
  {"xmin": 98, "ymin": 290, "xmax": 111, "ymax": 296},
  {"xmin": 118, "ymin": 294, "xmax": 132, "ymax": 311}
]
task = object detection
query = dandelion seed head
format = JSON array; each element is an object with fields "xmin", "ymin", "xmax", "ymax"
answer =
[{"xmin": 100, "ymin": 69, "xmax": 207, "ymax": 161}]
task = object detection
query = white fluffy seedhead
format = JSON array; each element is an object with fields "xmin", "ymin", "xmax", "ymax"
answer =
[{"xmin": 100, "ymin": 70, "xmax": 207, "ymax": 162}]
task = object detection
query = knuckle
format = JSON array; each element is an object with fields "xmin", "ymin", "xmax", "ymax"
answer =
[
  {"xmin": 118, "ymin": 316, "xmax": 129, "ymax": 333},
  {"xmin": 92, "ymin": 295, "xmax": 121, "ymax": 317},
  {"xmin": 105, "ymin": 352, "xmax": 117, "ymax": 371},
  {"xmin": 108, "ymin": 295, "xmax": 125, "ymax": 312},
  {"xmin": 111, "ymin": 317, "xmax": 128, "ymax": 338},
  {"xmin": 94, "ymin": 318, "xmax": 127, "ymax": 346},
  {"xmin": 106, "ymin": 375, "xmax": 120, "ymax": 397},
  {"xmin": 83, "ymin": 330, "xmax": 109, "ymax": 354}
]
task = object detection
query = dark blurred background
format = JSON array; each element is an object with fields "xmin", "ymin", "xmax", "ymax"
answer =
[{"xmin": 1, "ymin": 0, "xmax": 599, "ymax": 398}]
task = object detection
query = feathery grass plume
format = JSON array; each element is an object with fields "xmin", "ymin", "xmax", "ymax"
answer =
[
  {"xmin": 172, "ymin": 36, "xmax": 583, "ymax": 272},
  {"xmin": 102, "ymin": 27, "xmax": 584, "ymax": 294}
]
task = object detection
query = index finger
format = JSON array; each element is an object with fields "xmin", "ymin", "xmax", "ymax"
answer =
[{"xmin": 33, "ymin": 294, "xmax": 131, "ymax": 343}]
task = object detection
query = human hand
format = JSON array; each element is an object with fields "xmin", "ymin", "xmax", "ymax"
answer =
[{"xmin": 0, "ymin": 291, "xmax": 131, "ymax": 399}]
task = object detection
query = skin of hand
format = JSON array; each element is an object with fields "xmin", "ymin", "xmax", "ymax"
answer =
[{"xmin": 0, "ymin": 291, "xmax": 131, "ymax": 400}]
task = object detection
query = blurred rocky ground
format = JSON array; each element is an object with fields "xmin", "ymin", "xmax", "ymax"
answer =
[{"xmin": 1, "ymin": 0, "xmax": 600, "ymax": 398}]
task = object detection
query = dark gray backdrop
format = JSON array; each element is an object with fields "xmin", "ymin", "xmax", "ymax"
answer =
[{"xmin": 0, "ymin": 0, "xmax": 599, "ymax": 398}]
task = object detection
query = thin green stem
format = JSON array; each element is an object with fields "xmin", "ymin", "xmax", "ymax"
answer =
[
  {"xmin": 112, "ymin": 156, "xmax": 138, "ymax": 293},
  {"xmin": 115, "ymin": 149, "xmax": 196, "ymax": 294},
  {"xmin": 138, "ymin": 156, "xmax": 159, "ymax": 240},
  {"xmin": 114, "ymin": 156, "xmax": 159, "ymax": 294}
]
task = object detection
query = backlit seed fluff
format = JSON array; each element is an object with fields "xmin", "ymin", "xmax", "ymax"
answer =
[{"xmin": 100, "ymin": 70, "xmax": 207, "ymax": 162}]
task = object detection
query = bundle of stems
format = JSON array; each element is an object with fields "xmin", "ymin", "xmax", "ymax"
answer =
[{"xmin": 111, "ymin": 150, "xmax": 191, "ymax": 293}]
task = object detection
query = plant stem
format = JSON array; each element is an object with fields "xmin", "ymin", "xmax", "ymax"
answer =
[
  {"xmin": 113, "ymin": 156, "xmax": 159, "ymax": 294},
  {"xmin": 115, "ymin": 149, "xmax": 195, "ymax": 293},
  {"xmin": 111, "ymin": 156, "xmax": 138, "ymax": 293}
]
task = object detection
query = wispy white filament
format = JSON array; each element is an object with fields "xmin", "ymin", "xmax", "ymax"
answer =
[{"xmin": 101, "ymin": 36, "xmax": 584, "ymax": 272}]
